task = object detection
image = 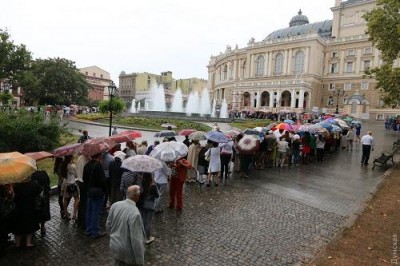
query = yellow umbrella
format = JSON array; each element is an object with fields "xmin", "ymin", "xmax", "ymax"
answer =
[{"xmin": 0, "ymin": 152, "xmax": 37, "ymax": 185}]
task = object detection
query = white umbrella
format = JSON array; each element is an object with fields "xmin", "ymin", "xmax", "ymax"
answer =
[
  {"xmin": 121, "ymin": 155, "xmax": 162, "ymax": 173},
  {"xmin": 150, "ymin": 141, "xmax": 188, "ymax": 162}
]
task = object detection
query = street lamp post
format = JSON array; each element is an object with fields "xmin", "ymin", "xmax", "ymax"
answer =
[
  {"xmin": 108, "ymin": 81, "xmax": 117, "ymax": 136},
  {"xmin": 333, "ymin": 89, "xmax": 346, "ymax": 114}
]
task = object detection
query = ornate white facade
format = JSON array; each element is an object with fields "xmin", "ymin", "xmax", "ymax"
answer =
[{"xmin": 207, "ymin": 0, "xmax": 399, "ymax": 119}]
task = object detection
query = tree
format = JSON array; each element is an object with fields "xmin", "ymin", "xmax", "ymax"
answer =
[
  {"xmin": 0, "ymin": 29, "xmax": 32, "ymax": 85},
  {"xmin": 22, "ymin": 58, "xmax": 90, "ymax": 105},
  {"xmin": 0, "ymin": 91, "xmax": 13, "ymax": 105},
  {"xmin": 364, "ymin": 0, "xmax": 400, "ymax": 106},
  {"xmin": 98, "ymin": 97, "xmax": 125, "ymax": 114}
]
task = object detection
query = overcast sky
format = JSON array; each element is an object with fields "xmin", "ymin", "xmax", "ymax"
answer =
[{"xmin": 2, "ymin": 0, "xmax": 334, "ymax": 83}]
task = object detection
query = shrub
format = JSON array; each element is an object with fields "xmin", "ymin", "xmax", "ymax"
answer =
[{"xmin": 0, "ymin": 111, "xmax": 62, "ymax": 153}]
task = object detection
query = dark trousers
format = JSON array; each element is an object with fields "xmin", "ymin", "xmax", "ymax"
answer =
[
  {"xmin": 316, "ymin": 148, "xmax": 324, "ymax": 162},
  {"xmin": 220, "ymin": 154, "xmax": 231, "ymax": 179},
  {"xmin": 76, "ymin": 181, "xmax": 86, "ymax": 230},
  {"xmin": 361, "ymin": 145, "xmax": 372, "ymax": 164}
]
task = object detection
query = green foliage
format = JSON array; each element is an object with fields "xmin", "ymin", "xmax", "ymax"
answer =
[
  {"xmin": 116, "ymin": 117, "xmax": 211, "ymax": 131},
  {"xmin": 0, "ymin": 29, "xmax": 32, "ymax": 84},
  {"xmin": 75, "ymin": 113, "xmax": 109, "ymax": 121},
  {"xmin": 0, "ymin": 91, "xmax": 13, "ymax": 104},
  {"xmin": 0, "ymin": 111, "xmax": 62, "ymax": 153},
  {"xmin": 364, "ymin": 0, "xmax": 400, "ymax": 63},
  {"xmin": 98, "ymin": 97, "xmax": 125, "ymax": 114},
  {"xmin": 364, "ymin": 0, "xmax": 400, "ymax": 106},
  {"xmin": 232, "ymin": 119, "xmax": 273, "ymax": 130},
  {"xmin": 22, "ymin": 57, "xmax": 90, "ymax": 106}
]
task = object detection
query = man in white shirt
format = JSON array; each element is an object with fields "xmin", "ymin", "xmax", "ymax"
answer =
[{"xmin": 360, "ymin": 131, "xmax": 374, "ymax": 165}]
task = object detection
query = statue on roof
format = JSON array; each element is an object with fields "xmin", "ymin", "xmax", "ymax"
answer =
[{"xmin": 247, "ymin": 37, "xmax": 255, "ymax": 46}]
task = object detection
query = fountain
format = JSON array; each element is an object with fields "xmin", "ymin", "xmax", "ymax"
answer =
[
  {"xmin": 148, "ymin": 84, "xmax": 166, "ymax": 111},
  {"xmin": 130, "ymin": 99, "xmax": 136, "ymax": 113},
  {"xmin": 211, "ymin": 99, "xmax": 216, "ymax": 118},
  {"xmin": 186, "ymin": 91, "xmax": 200, "ymax": 115},
  {"xmin": 200, "ymin": 88, "xmax": 211, "ymax": 116},
  {"xmin": 220, "ymin": 99, "xmax": 228, "ymax": 118},
  {"xmin": 137, "ymin": 102, "xmax": 141, "ymax": 112},
  {"xmin": 171, "ymin": 88, "xmax": 183, "ymax": 112}
]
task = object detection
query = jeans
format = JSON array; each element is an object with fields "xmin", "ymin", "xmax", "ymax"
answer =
[
  {"xmin": 85, "ymin": 194, "xmax": 104, "ymax": 237},
  {"xmin": 155, "ymin": 183, "xmax": 167, "ymax": 210},
  {"xmin": 292, "ymin": 150, "xmax": 300, "ymax": 165},
  {"xmin": 140, "ymin": 209, "xmax": 154, "ymax": 239},
  {"xmin": 220, "ymin": 154, "xmax": 231, "ymax": 179},
  {"xmin": 316, "ymin": 148, "xmax": 324, "ymax": 162}
]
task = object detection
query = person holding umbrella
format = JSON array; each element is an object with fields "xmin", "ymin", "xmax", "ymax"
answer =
[
  {"xmin": 205, "ymin": 141, "xmax": 221, "ymax": 187},
  {"xmin": 168, "ymin": 158, "xmax": 192, "ymax": 211}
]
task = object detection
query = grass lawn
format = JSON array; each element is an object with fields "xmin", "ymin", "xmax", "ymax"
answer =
[
  {"xmin": 232, "ymin": 119, "xmax": 273, "ymax": 130},
  {"xmin": 36, "ymin": 133, "xmax": 80, "ymax": 187},
  {"xmin": 76, "ymin": 113, "xmax": 211, "ymax": 131}
]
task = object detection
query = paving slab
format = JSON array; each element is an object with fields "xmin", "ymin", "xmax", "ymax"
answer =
[{"xmin": 0, "ymin": 121, "xmax": 397, "ymax": 265}]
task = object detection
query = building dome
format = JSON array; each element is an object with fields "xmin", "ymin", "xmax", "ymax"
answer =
[{"xmin": 289, "ymin": 9, "xmax": 309, "ymax": 27}]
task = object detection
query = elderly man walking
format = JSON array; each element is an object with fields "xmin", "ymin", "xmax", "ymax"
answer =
[
  {"xmin": 361, "ymin": 131, "xmax": 374, "ymax": 165},
  {"xmin": 107, "ymin": 185, "xmax": 145, "ymax": 266}
]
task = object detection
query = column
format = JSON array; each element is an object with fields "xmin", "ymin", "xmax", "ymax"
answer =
[
  {"xmin": 246, "ymin": 54, "xmax": 251, "ymax": 78},
  {"xmin": 290, "ymin": 89, "xmax": 296, "ymax": 108},
  {"xmin": 250, "ymin": 54, "xmax": 255, "ymax": 78},
  {"xmin": 299, "ymin": 89, "xmax": 305, "ymax": 110},
  {"xmin": 339, "ymin": 50, "xmax": 345, "ymax": 75},
  {"xmin": 256, "ymin": 90, "xmax": 261, "ymax": 109},
  {"xmin": 355, "ymin": 48, "xmax": 361, "ymax": 74},
  {"xmin": 304, "ymin": 47, "xmax": 310, "ymax": 73},
  {"xmin": 265, "ymin": 52, "xmax": 269, "ymax": 76},
  {"xmin": 283, "ymin": 50, "xmax": 289, "ymax": 74},
  {"xmin": 287, "ymin": 49, "xmax": 293, "ymax": 75},
  {"xmin": 249, "ymin": 92, "xmax": 253, "ymax": 108},
  {"xmin": 269, "ymin": 90, "xmax": 274, "ymax": 108},
  {"xmin": 268, "ymin": 52, "xmax": 273, "ymax": 76},
  {"xmin": 234, "ymin": 60, "xmax": 238, "ymax": 80},
  {"xmin": 276, "ymin": 90, "xmax": 281, "ymax": 108}
]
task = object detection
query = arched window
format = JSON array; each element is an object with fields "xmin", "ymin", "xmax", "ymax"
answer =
[
  {"xmin": 223, "ymin": 65, "xmax": 228, "ymax": 80},
  {"xmin": 294, "ymin": 51, "xmax": 304, "ymax": 73},
  {"xmin": 255, "ymin": 55, "xmax": 265, "ymax": 76},
  {"xmin": 275, "ymin": 53, "xmax": 284, "ymax": 74}
]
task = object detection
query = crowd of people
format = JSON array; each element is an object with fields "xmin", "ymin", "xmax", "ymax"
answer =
[{"xmin": 0, "ymin": 117, "xmax": 377, "ymax": 264}]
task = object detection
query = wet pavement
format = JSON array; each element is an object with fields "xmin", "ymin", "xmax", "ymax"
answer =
[{"xmin": 1, "ymin": 120, "xmax": 398, "ymax": 265}]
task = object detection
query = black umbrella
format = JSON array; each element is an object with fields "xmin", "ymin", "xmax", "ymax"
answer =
[{"xmin": 154, "ymin": 130, "xmax": 178, "ymax": 138}]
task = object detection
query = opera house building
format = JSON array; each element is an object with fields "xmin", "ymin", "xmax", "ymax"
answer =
[{"xmin": 207, "ymin": 0, "xmax": 398, "ymax": 120}]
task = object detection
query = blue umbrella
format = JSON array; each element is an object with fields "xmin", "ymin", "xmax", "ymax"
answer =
[
  {"xmin": 317, "ymin": 122, "xmax": 333, "ymax": 131},
  {"xmin": 351, "ymin": 120, "xmax": 362, "ymax": 125},
  {"xmin": 284, "ymin": 119, "xmax": 295, "ymax": 124},
  {"xmin": 206, "ymin": 131, "xmax": 228, "ymax": 143},
  {"xmin": 331, "ymin": 124, "xmax": 342, "ymax": 132}
]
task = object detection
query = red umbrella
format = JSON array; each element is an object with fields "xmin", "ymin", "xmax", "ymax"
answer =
[
  {"xmin": 236, "ymin": 135, "xmax": 260, "ymax": 154},
  {"xmin": 24, "ymin": 151, "xmax": 54, "ymax": 161},
  {"xmin": 108, "ymin": 130, "xmax": 142, "ymax": 143},
  {"xmin": 276, "ymin": 123, "xmax": 292, "ymax": 131},
  {"xmin": 77, "ymin": 138, "xmax": 117, "ymax": 156},
  {"xmin": 178, "ymin": 129, "xmax": 197, "ymax": 136},
  {"xmin": 53, "ymin": 143, "xmax": 82, "ymax": 157}
]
